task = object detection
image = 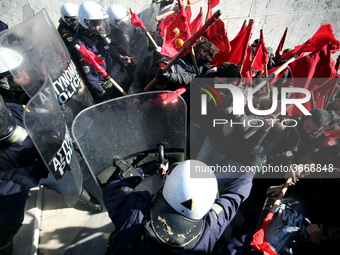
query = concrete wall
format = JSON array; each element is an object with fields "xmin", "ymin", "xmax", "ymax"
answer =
[{"xmin": 1, "ymin": 0, "xmax": 340, "ymax": 59}]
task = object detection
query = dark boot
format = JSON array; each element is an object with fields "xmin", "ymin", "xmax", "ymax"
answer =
[
  {"xmin": 79, "ymin": 188, "xmax": 102, "ymax": 214},
  {"xmin": 0, "ymin": 241, "xmax": 13, "ymax": 255}
]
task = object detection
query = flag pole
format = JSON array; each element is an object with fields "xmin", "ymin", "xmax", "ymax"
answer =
[
  {"xmin": 269, "ymin": 178, "xmax": 293, "ymax": 213},
  {"xmin": 224, "ymin": 55, "xmax": 299, "ymax": 117},
  {"xmin": 129, "ymin": 9, "xmax": 161, "ymax": 52},
  {"xmin": 144, "ymin": 10, "xmax": 222, "ymax": 91},
  {"xmin": 252, "ymin": 54, "xmax": 299, "ymax": 94}
]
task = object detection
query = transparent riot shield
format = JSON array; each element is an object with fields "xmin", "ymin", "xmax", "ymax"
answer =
[
  {"xmin": 0, "ymin": 9, "xmax": 94, "ymax": 129},
  {"xmin": 139, "ymin": 2, "xmax": 160, "ymax": 33},
  {"xmin": 108, "ymin": 23, "xmax": 151, "ymax": 94},
  {"xmin": 24, "ymin": 76, "xmax": 83, "ymax": 206},
  {"xmin": 72, "ymin": 91, "xmax": 186, "ymax": 188}
]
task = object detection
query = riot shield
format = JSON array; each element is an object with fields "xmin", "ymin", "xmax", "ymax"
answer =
[
  {"xmin": 107, "ymin": 5, "xmax": 159, "ymax": 94},
  {"xmin": 139, "ymin": 2, "xmax": 160, "ymax": 33},
  {"xmin": 24, "ymin": 76, "xmax": 83, "ymax": 206},
  {"xmin": 0, "ymin": 9, "xmax": 94, "ymax": 129},
  {"xmin": 72, "ymin": 91, "xmax": 186, "ymax": 186}
]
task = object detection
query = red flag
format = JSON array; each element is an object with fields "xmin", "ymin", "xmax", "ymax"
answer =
[
  {"xmin": 288, "ymin": 44, "xmax": 337, "ymax": 91},
  {"xmin": 281, "ymin": 24, "xmax": 340, "ymax": 60},
  {"xmin": 77, "ymin": 44, "xmax": 109, "ymax": 77},
  {"xmin": 159, "ymin": 14, "xmax": 174, "ymax": 34},
  {"xmin": 275, "ymin": 27, "xmax": 288, "ymax": 59},
  {"xmin": 207, "ymin": 0, "xmax": 220, "ymax": 19},
  {"xmin": 313, "ymin": 77, "xmax": 339, "ymax": 109},
  {"xmin": 250, "ymin": 211, "xmax": 278, "ymax": 255},
  {"xmin": 208, "ymin": 0, "xmax": 220, "ymax": 9},
  {"xmin": 189, "ymin": 10, "xmax": 203, "ymax": 34},
  {"xmin": 250, "ymin": 178, "xmax": 292, "ymax": 254},
  {"xmin": 322, "ymin": 130, "xmax": 340, "ymax": 147},
  {"xmin": 130, "ymin": 11, "xmax": 145, "ymax": 29},
  {"xmin": 186, "ymin": 5, "xmax": 192, "ymax": 23},
  {"xmin": 160, "ymin": 7, "xmax": 191, "ymax": 58},
  {"xmin": 236, "ymin": 20, "xmax": 247, "ymax": 37},
  {"xmin": 285, "ymin": 93, "xmax": 313, "ymax": 117},
  {"xmin": 285, "ymin": 78, "xmax": 338, "ymax": 116},
  {"xmin": 210, "ymin": 21, "xmax": 254, "ymax": 67},
  {"xmin": 252, "ymin": 30, "xmax": 269, "ymax": 72},
  {"xmin": 203, "ymin": 18, "xmax": 230, "ymax": 52},
  {"xmin": 241, "ymin": 46, "xmax": 253, "ymax": 85},
  {"xmin": 151, "ymin": 87, "xmax": 187, "ymax": 105}
]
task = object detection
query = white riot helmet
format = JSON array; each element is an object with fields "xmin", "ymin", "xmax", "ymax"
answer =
[
  {"xmin": 107, "ymin": 4, "xmax": 130, "ymax": 29},
  {"xmin": 78, "ymin": 1, "xmax": 111, "ymax": 36},
  {"xmin": 60, "ymin": 3, "xmax": 79, "ymax": 28},
  {"xmin": 150, "ymin": 160, "xmax": 218, "ymax": 248},
  {"xmin": 0, "ymin": 47, "xmax": 23, "ymax": 79}
]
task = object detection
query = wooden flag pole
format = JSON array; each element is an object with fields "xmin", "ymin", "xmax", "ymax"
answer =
[
  {"xmin": 252, "ymin": 54, "xmax": 299, "ymax": 94},
  {"xmin": 270, "ymin": 178, "xmax": 293, "ymax": 213},
  {"xmin": 144, "ymin": 10, "xmax": 222, "ymax": 91},
  {"xmin": 129, "ymin": 9, "xmax": 161, "ymax": 52}
]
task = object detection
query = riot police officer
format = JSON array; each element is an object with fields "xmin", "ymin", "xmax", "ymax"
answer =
[
  {"xmin": 57, "ymin": 3, "xmax": 79, "ymax": 51},
  {"xmin": 102, "ymin": 159, "xmax": 254, "ymax": 254},
  {"xmin": 70, "ymin": 1, "xmax": 114, "ymax": 103},
  {"xmin": 0, "ymin": 96, "xmax": 49, "ymax": 255},
  {"xmin": 106, "ymin": 5, "xmax": 132, "ymax": 67}
]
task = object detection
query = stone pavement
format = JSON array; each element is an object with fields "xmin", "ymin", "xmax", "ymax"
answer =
[
  {"xmin": 13, "ymin": 185, "xmax": 245, "ymax": 255},
  {"xmin": 13, "ymin": 186, "xmax": 114, "ymax": 255}
]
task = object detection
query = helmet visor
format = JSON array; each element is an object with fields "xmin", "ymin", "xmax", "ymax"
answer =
[
  {"xmin": 64, "ymin": 16, "xmax": 78, "ymax": 28},
  {"xmin": 150, "ymin": 190, "xmax": 203, "ymax": 248},
  {"xmin": 86, "ymin": 18, "xmax": 111, "ymax": 36}
]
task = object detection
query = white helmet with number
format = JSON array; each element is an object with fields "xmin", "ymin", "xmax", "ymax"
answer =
[
  {"xmin": 107, "ymin": 4, "xmax": 130, "ymax": 29},
  {"xmin": 78, "ymin": 1, "xmax": 111, "ymax": 36},
  {"xmin": 150, "ymin": 160, "xmax": 218, "ymax": 248},
  {"xmin": 60, "ymin": 3, "xmax": 79, "ymax": 28}
]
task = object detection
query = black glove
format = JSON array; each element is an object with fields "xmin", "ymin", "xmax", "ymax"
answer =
[
  {"xmin": 155, "ymin": 67, "xmax": 171, "ymax": 80},
  {"xmin": 112, "ymin": 156, "xmax": 142, "ymax": 188}
]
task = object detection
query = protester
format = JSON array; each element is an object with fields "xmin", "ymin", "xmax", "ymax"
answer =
[
  {"xmin": 292, "ymin": 108, "xmax": 331, "ymax": 164},
  {"xmin": 152, "ymin": 38, "xmax": 217, "ymax": 91}
]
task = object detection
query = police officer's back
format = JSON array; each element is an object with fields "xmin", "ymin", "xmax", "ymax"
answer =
[{"xmin": 102, "ymin": 160, "xmax": 254, "ymax": 254}]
